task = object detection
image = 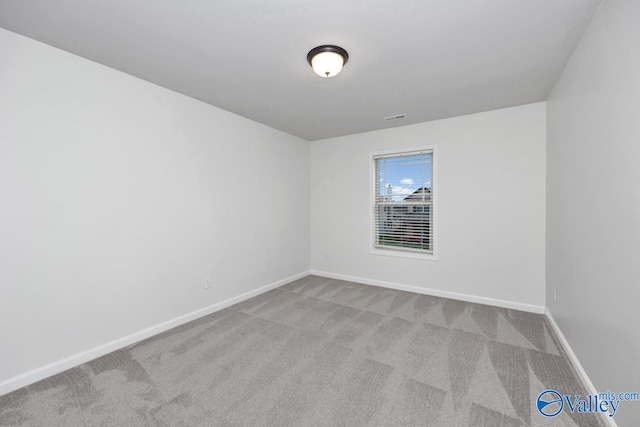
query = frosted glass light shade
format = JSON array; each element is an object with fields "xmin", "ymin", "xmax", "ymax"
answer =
[
  {"xmin": 307, "ymin": 45, "xmax": 349, "ymax": 78},
  {"xmin": 311, "ymin": 51, "xmax": 344, "ymax": 78}
]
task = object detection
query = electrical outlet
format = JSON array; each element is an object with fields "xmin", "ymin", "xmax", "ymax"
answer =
[{"xmin": 204, "ymin": 276, "xmax": 212, "ymax": 290}]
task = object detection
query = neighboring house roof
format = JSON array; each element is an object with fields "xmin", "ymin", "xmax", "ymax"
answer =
[{"xmin": 404, "ymin": 186, "xmax": 432, "ymax": 202}]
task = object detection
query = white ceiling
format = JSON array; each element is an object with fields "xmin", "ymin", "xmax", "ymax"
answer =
[{"xmin": 0, "ymin": 0, "xmax": 601, "ymax": 141}]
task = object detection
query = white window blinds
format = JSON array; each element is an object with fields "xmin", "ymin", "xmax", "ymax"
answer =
[{"xmin": 373, "ymin": 150, "xmax": 434, "ymax": 254}]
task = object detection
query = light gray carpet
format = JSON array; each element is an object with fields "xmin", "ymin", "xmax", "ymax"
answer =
[{"xmin": 0, "ymin": 276, "xmax": 604, "ymax": 426}]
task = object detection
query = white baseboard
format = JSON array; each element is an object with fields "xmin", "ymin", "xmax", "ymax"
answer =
[
  {"xmin": 310, "ymin": 270, "xmax": 545, "ymax": 314},
  {"xmin": 0, "ymin": 270, "xmax": 310, "ymax": 398},
  {"xmin": 545, "ymin": 309, "xmax": 618, "ymax": 427}
]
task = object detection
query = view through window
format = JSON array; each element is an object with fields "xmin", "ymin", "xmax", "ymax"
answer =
[{"xmin": 373, "ymin": 149, "xmax": 434, "ymax": 255}]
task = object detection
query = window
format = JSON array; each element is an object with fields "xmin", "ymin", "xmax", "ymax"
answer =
[{"xmin": 371, "ymin": 147, "xmax": 436, "ymax": 259}]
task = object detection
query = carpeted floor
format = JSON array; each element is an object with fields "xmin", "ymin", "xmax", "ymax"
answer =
[{"xmin": 0, "ymin": 275, "xmax": 604, "ymax": 426}]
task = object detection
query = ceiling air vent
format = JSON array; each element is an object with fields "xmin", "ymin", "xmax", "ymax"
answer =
[{"xmin": 383, "ymin": 114, "xmax": 407, "ymax": 121}]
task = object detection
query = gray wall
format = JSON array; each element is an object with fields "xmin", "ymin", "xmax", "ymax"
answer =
[
  {"xmin": 0, "ymin": 28, "xmax": 310, "ymax": 391},
  {"xmin": 311, "ymin": 103, "xmax": 546, "ymax": 311},
  {"xmin": 546, "ymin": 1, "xmax": 640, "ymax": 424}
]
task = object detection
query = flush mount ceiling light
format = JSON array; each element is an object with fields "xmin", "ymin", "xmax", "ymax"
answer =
[{"xmin": 307, "ymin": 45, "xmax": 349, "ymax": 78}]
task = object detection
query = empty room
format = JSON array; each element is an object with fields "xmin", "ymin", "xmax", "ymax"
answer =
[{"xmin": 0, "ymin": 0, "xmax": 638, "ymax": 426}]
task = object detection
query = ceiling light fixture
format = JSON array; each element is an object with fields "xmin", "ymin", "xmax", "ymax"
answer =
[{"xmin": 307, "ymin": 45, "xmax": 349, "ymax": 78}]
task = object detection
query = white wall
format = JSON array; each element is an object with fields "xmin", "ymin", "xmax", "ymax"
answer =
[
  {"xmin": 546, "ymin": 1, "xmax": 640, "ymax": 424},
  {"xmin": 0, "ymin": 28, "xmax": 310, "ymax": 390},
  {"xmin": 310, "ymin": 103, "xmax": 546, "ymax": 311}
]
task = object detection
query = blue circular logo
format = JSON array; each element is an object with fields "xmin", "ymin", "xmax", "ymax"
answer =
[{"xmin": 537, "ymin": 390, "xmax": 564, "ymax": 417}]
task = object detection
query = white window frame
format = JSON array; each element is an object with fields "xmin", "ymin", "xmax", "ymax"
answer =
[{"xmin": 369, "ymin": 145, "xmax": 438, "ymax": 261}]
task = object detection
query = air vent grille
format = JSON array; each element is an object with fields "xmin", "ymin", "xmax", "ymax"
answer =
[{"xmin": 383, "ymin": 114, "xmax": 407, "ymax": 121}]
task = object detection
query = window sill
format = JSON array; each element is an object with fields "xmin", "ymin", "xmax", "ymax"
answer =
[{"xmin": 370, "ymin": 247, "xmax": 438, "ymax": 261}]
